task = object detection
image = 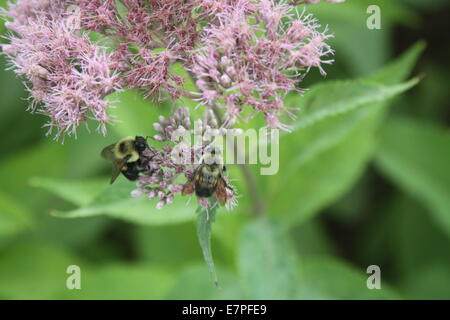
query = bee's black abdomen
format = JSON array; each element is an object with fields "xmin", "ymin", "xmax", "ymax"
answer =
[
  {"xmin": 122, "ymin": 162, "xmax": 141, "ymax": 181},
  {"xmin": 195, "ymin": 186, "xmax": 214, "ymax": 198},
  {"xmin": 122, "ymin": 169, "xmax": 139, "ymax": 181}
]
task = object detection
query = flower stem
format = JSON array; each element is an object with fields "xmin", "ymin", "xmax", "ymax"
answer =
[{"xmin": 239, "ymin": 164, "xmax": 267, "ymax": 218}]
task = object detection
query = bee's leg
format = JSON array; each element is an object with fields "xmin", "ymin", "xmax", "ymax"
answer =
[
  {"xmin": 185, "ymin": 195, "xmax": 193, "ymax": 207},
  {"xmin": 210, "ymin": 200, "xmax": 219, "ymax": 212}
]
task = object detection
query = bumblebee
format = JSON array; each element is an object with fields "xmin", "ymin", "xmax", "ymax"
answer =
[
  {"xmin": 182, "ymin": 148, "xmax": 232, "ymax": 205},
  {"xmin": 101, "ymin": 136, "xmax": 149, "ymax": 184}
]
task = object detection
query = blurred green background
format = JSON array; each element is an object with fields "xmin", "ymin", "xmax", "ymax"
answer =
[{"xmin": 0, "ymin": 0, "xmax": 449, "ymax": 300}]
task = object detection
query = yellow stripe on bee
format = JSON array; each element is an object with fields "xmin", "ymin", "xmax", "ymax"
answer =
[
  {"xmin": 113, "ymin": 136, "xmax": 139, "ymax": 162},
  {"xmin": 127, "ymin": 151, "xmax": 139, "ymax": 162}
]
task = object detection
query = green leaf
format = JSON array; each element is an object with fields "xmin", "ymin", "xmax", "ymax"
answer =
[
  {"xmin": 135, "ymin": 222, "xmax": 204, "ymax": 267},
  {"xmin": 270, "ymin": 104, "xmax": 380, "ymax": 226},
  {"xmin": 265, "ymin": 43, "xmax": 423, "ymax": 226},
  {"xmin": 165, "ymin": 264, "xmax": 242, "ymax": 299},
  {"xmin": 0, "ymin": 143, "xmax": 68, "ymax": 196},
  {"xmin": 238, "ymin": 219, "xmax": 299, "ymax": 299},
  {"xmin": 289, "ymin": 78, "xmax": 419, "ymax": 130},
  {"xmin": 399, "ymin": 263, "xmax": 450, "ymax": 300},
  {"xmin": 358, "ymin": 195, "xmax": 450, "ymax": 287},
  {"xmin": 35, "ymin": 177, "xmax": 196, "ymax": 225},
  {"xmin": 375, "ymin": 117, "xmax": 450, "ymax": 236},
  {"xmin": 196, "ymin": 203, "xmax": 219, "ymax": 286},
  {"xmin": 30, "ymin": 177, "xmax": 105, "ymax": 207},
  {"xmin": 0, "ymin": 191, "xmax": 32, "ymax": 238},
  {"xmin": 367, "ymin": 41, "xmax": 426, "ymax": 85},
  {"xmin": 297, "ymin": 257, "xmax": 401, "ymax": 299},
  {"xmin": 0, "ymin": 243, "xmax": 78, "ymax": 299},
  {"xmin": 0, "ymin": 243, "xmax": 175, "ymax": 299},
  {"xmin": 291, "ymin": 219, "xmax": 337, "ymax": 258},
  {"xmin": 63, "ymin": 264, "xmax": 175, "ymax": 300},
  {"xmin": 210, "ymin": 206, "xmax": 249, "ymax": 261}
]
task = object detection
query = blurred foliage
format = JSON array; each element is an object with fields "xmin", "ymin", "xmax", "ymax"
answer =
[{"xmin": 0, "ymin": 0, "xmax": 449, "ymax": 300}]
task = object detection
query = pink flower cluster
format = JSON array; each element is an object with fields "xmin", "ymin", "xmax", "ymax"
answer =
[
  {"xmin": 292, "ymin": 0, "xmax": 345, "ymax": 4},
  {"xmin": 2, "ymin": 0, "xmax": 120, "ymax": 137},
  {"xmin": 2, "ymin": 0, "xmax": 338, "ymax": 138},
  {"xmin": 191, "ymin": 0, "xmax": 334, "ymax": 130}
]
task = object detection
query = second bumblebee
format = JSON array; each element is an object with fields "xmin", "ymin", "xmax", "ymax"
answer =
[{"xmin": 182, "ymin": 148, "xmax": 232, "ymax": 205}]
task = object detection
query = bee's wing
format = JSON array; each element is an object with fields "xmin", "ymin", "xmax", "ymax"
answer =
[
  {"xmin": 215, "ymin": 177, "xmax": 229, "ymax": 206},
  {"xmin": 182, "ymin": 174, "xmax": 196, "ymax": 195},
  {"xmin": 109, "ymin": 159, "xmax": 126, "ymax": 184},
  {"xmin": 102, "ymin": 144, "xmax": 130, "ymax": 184},
  {"xmin": 182, "ymin": 167, "xmax": 201, "ymax": 195},
  {"xmin": 101, "ymin": 144, "xmax": 117, "ymax": 160},
  {"xmin": 182, "ymin": 180, "xmax": 195, "ymax": 195}
]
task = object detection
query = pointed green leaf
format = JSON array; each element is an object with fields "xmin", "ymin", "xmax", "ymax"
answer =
[
  {"xmin": 33, "ymin": 177, "xmax": 196, "ymax": 225},
  {"xmin": 62, "ymin": 264, "xmax": 175, "ymax": 300},
  {"xmin": 375, "ymin": 117, "xmax": 450, "ymax": 236},
  {"xmin": 165, "ymin": 264, "xmax": 242, "ymax": 299},
  {"xmin": 290, "ymin": 77, "xmax": 419, "ymax": 130},
  {"xmin": 30, "ymin": 177, "xmax": 105, "ymax": 207},
  {"xmin": 196, "ymin": 204, "xmax": 219, "ymax": 286},
  {"xmin": 266, "ymin": 43, "xmax": 423, "ymax": 226},
  {"xmin": 238, "ymin": 219, "xmax": 299, "ymax": 299},
  {"xmin": 0, "ymin": 191, "xmax": 33, "ymax": 238},
  {"xmin": 0, "ymin": 243, "xmax": 77, "ymax": 299},
  {"xmin": 297, "ymin": 257, "xmax": 401, "ymax": 299},
  {"xmin": 366, "ymin": 41, "xmax": 426, "ymax": 85}
]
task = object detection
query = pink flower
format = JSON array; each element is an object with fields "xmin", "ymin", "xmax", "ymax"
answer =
[
  {"xmin": 2, "ymin": 0, "xmax": 338, "ymax": 138},
  {"xmin": 198, "ymin": 198, "xmax": 210, "ymax": 210},
  {"xmin": 293, "ymin": 0, "xmax": 346, "ymax": 4},
  {"xmin": 2, "ymin": 1, "xmax": 120, "ymax": 138},
  {"xmin": 189, "ymin": 0, "xmax": 334, "ymax": 131}
]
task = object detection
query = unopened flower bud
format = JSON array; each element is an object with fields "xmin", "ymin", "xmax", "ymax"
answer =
[
  {"xmin": 225, "ymin": 66, "xmax": 237, "ymax": 78},
  {"xmin": 153, "ymin": 122, "xmax": 163, "ymax": 132},
  {"xmin": 156, "ymin": 200, "xmax": 166, "ymax": 210},
  {"xmin": 220, "ymin": 74, "xmax": 232, "ymax": 88},
  {"xmin": 131, "ymin": 189, "xmax": 143, "ymax": 197},
  {"xmin": 220, "ymin": 56, "xmax": 232, "ymax": 68}
]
